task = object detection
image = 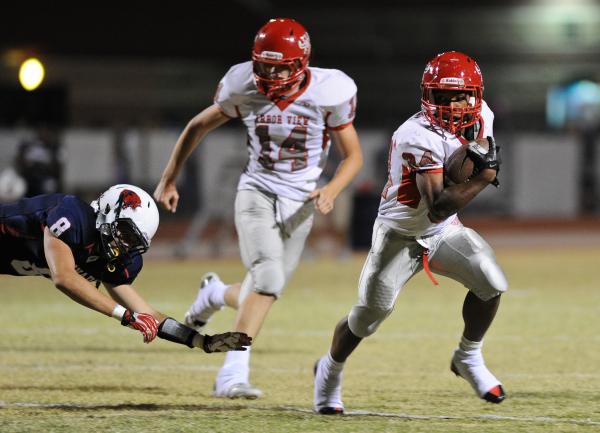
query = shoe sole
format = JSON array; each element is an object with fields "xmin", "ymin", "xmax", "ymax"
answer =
[
  {"xmin": 450, "ymin": 360, "xmax": 506, "ymax": 404},
  {"xmin": 318, "ymin": 407, "xmax": 344, "ymax": 415},
  {"xmin": 213, "ymin": 384, "xmax": 262, "ymax": 400},
  {"xmin": 217, "ymin": 392, "xmax": 261, "ymax": 400}
]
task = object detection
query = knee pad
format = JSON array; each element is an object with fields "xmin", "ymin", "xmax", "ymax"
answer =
[
  {"xmin": 251, "ymin": 260, "xmax": 286, "ymax": 298},
  {"xmin": 348, "ymin": 304, "xmax": 393, "ymax": 338},
  {"xmin": 470, "ymin": 253, "xmax": 509, "ymax": 301}
]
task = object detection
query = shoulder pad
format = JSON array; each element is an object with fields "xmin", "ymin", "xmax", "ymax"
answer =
[
  {"xmin": 220, "ymin": 61, "xmax": 256, "ymax": 98},
  {"xmin": 308, "ymin": 67, "xmax": 357, "ymax": 107},
  {"xmin": 481, "ymin": 99, "xmax": 494, "ymax": 122}
]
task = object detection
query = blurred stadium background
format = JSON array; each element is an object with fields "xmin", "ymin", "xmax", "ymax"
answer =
[
  {"xmin": 2, "ymin": 2, "xmax": 600, "ymax": 431},
  {"xmin": 1, "ymin": 1, "xmax": 600, "ymax": 256}
]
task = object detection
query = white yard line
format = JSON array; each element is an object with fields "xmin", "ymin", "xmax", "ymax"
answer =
[
  {"xmin": 281, "ymin": 406, "xmax": 600, "ymax": 426},
  {"xmin": 0, "ymin": 401, "xmax": 598, "ymax": 427}
]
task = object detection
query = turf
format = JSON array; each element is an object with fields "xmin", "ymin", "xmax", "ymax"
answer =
[{"xmin": 1, "ymin": 247, "xmax": 599, "ymax": 432}]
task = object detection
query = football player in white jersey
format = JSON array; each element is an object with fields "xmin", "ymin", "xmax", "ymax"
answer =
[
  {"xmin": 154, "ymin": 18, "xmax": 363, "ymax": 399},
  {"xmin": 313, "ymin": 51, "xmax": 507, "ymax": 414}
]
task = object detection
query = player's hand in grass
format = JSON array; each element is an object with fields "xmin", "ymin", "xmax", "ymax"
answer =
[
  {"xmin": 203, "ymin": 332, "xmax": 252, "ymax": 353},
  {"xmin": 121, "ymin": 310, "xmax": 159, "ymax": 343}
]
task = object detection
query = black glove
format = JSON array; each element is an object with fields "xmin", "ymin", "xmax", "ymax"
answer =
[{"xmin": 467, "ymin": 136, "xmax": 501, "ymax": 187}]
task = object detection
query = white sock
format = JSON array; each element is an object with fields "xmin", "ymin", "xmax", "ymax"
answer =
[
  {"xmin": 459, "ymin": 336, "xmax": 483, "ymax": 352},
  {"xmin": 209, "ymin": 283, "xmax": 227, "ymax": 308},
  {"xmin": 190, "ymin": 280, "xmax": 227, "ymax": 317},
  {"xmin": 217, "ymin": 347, "xmax": 251, "ymax": 385},
  {"xmin": 325, "ymin": 352, "xmax": 345, "ymax": 374}
]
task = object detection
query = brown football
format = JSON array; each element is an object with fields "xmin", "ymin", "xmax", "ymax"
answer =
[{"xmin": 444, "ymin": 138, "xmax": 490, "ymax": 185}]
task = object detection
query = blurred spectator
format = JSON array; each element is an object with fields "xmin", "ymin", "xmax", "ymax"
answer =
[
  {"xmin": 349, "ymin": 141, "xmax": 388, "ymax": 250},
  {"xmin": 0, "ymin": 167, "xmax": 26, "ymax": 203},
  {"xmin": 15, "ymin": 127, "xmax": 64, "ymax": 197}
]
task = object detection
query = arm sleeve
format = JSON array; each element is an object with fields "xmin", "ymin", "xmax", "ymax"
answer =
[
  {"xmin": 326, "ymin": 94, "xmax": 357, "ymax": 130},
  {"xmin": 399, "ymin": 137, "xmax": 445, "ymax": 174},
  {"xmin": 214, "ymin": 66, "xmax": 243, "ymax": 118},
  {"xmin": 481, "ymin": 100, "xmax": 495, "ymax": 138}
]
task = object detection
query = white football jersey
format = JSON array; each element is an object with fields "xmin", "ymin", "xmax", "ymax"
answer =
[
  {"xmin": 215, "ymin": 61, "xmax": 357, "ymax": 201},
  {"xmin": 378, "ymin": 101, "xmax": 494, "ymax": 236}
]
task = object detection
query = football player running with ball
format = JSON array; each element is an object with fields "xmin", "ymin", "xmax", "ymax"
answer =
[
  {"xmin": 0, "ymin": 184, "xmax": 251, "ymax": 353},
  {"xmin": 313, "ymin": 51, "xmax": 507, "ymax": 414},
  {"xmin": 154, "ymin": 18, "xmax": 363, "ymax": 398}
]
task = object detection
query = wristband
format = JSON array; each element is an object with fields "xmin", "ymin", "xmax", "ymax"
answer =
[{"xmin": 112, "ymin": 304, "xmax": 127, "ymax": 321}]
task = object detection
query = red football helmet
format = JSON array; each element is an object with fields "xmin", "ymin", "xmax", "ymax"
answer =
[
  {"xmin": 252, "ymin": 18, "xmax": 311, "ymax": 97},
  {"xmin": 421, "ymin": 51, "xmax": 484, "ymax": 134}
]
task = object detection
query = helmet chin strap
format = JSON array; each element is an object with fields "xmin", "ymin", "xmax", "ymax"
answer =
[
  {"xmin": 110, "ymin": 244, "xmax": 120, "ymax": 258},
  {"xmin": 265, "ymin": 82, "xmax": 295, "ymax": 99}
]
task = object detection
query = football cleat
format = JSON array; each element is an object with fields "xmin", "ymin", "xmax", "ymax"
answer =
[
  {"xmin": 183, "ymin": 311, "xmax": 206, "ymax": 333},
  {"xmin": 183, "ymin": 272, "xmax": 225, "ymax": 333},
  {"xmin": 213, "ymin": 382, "xmax": 263, "ymax": 400},
  {"xmin": 313, "ymin": 356, "xmax": 344, "ymax": 415},
  {"xmin": 451, "ymin": 348, "xmax": 506, "ymax": 403}
]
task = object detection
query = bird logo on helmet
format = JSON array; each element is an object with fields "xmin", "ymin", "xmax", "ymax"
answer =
[
  {"xmin": 91, "ymin": 184, "xmax": 159, "ymax": 269},
  {"xmin": 420, "ymin": 51, "xmax": 484, "ymax": 134},
  {"xmin": 117, "ymin": 189, "xmax": 142, "ymax": 212},
  {"xmin": 252, "ymin": 18, "xmax": 311, "ymax": 98},
  {"xmin": 298, "ymin": 33, "xmax": 311, "ymax": 55}
]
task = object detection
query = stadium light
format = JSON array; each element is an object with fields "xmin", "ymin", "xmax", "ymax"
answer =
[{"xmin": 18, "ymin": 57, "xmax": 45, "ymax": 91}]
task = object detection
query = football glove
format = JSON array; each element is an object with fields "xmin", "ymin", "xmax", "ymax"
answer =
[
  {"xmin": 121, "ymin": 310, "xmax": 159, "ymax": 343},
  {"xmin": 467, "ymin": 136, "xmax": 501, "ymax": 187},
  {"xmin": 202, "ymin": 332, "xmax": 252, "ymax": 353}
]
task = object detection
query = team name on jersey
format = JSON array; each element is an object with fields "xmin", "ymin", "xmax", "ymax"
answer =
[
  {"xmin": 75, "ymin": 265, "xmax": 98, "ymax": 283},
  {"xmin": 255, "ymin": 114, "xmax": 310, "ymax": 126},
  {"xmin": 10, "ymin": 259, "xmax": 97, "ymax": 283}
]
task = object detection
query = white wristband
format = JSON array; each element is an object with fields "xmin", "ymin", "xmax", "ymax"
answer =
[{"xmin": 112, "ymin": 304, "xmax": 127, "ymax": 321}]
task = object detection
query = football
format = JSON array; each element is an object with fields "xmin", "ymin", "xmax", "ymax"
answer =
[{"xmin": 444, "ymin": 138, "xmax": 490, "ymax": 185}]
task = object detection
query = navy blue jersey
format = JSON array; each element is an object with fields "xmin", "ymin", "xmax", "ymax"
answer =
[{"xmin": 0, "ymin": 194, "xmax": 142, "ymax": 285}]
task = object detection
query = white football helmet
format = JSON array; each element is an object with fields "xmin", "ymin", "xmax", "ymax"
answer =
[{"xmin": 91, "ymin": 184, "xmax": 159, "ymax": 263}]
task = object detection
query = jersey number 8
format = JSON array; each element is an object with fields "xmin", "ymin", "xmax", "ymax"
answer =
[{"xmin": 49, "ymin": 217, "xmax": 72, "ymax": 237}]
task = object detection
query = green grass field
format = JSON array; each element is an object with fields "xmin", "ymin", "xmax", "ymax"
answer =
[{"xmin": 1, "ymin": 247, "xmax": 600, "ymax": 432}]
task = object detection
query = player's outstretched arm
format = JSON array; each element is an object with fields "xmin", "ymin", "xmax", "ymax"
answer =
[
  {"xmin": 44, "ymin": 227, "xmax": 123, "ymax": 317},
  {"xmin": 104, "ymin": 283, "xmax": 251, "ymax": 352},
  {"xmin": 104, "ymin": 282, "xmax": 167, "ymax": 322},
  {"xmin": 43, "ymin": 228, "xmax": 159, "ymax": 343},
  {"xmin": 309, "ymin": 124, "xmax": 363, "ymax": 215},
  {"xmin": 104, "ymin": 282, "xmax": 169, "ymax": 343},
  {"xmin": 157, "ymin": 318, "xmax": 252, "ymax": 353},
  {"xmin": 154, "ymin": 104, "xmax": 230, "ymax": 212}
]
